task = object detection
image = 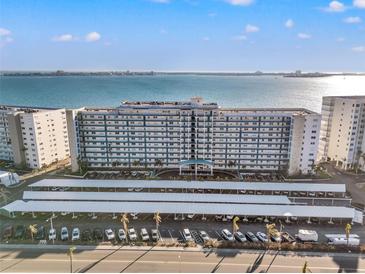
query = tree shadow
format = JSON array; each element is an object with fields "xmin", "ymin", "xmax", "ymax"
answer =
[{"xmin": 246, "ymin": 250, "xmax": 266, "ymax": 273}]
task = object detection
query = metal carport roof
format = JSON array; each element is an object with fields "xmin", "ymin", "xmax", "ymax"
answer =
[
  {"xmin": 29, "ymin": 179, "xmax": 346, "ymax": 193},
  {"xmin": 22, "ymin": 191, "xmax": 292, "ymax": 204},
  {"xmin": 2, "ymin": 200, "xmax": 359, "ymax": 222}
]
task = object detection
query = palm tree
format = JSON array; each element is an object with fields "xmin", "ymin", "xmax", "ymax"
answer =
[
  {"xmin": 28, "ymin": 224, "xmax": 38, "ymax": 241},
  {"xmin": 132, "ymin": 160, "xmax": 140, "ymax": 168},
  {"xmin": 227, "ymin": 160, "xmax": 236, "ymax": 169},
  {"xmin": 153, "ymin": 212, "xmax": 162, "ymax": 235},
  {"xmin": 232, "ymin": 216, "xmax": 239, "ymax": 233},
  {"xmin": 154, "ymin": 159, "xmax": 163, "ymax": 169},
  {"xmin": 121, "ymin": 213, "xmax": 129, "ymax": 241}
]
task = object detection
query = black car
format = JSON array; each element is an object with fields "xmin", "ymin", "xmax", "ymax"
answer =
[
  {"xmin": 82, "ymin": 229, "xmax": 92, "ymax": 241},
  {"xmin": 14, "ymin": 225, "xmax": 26, "ymax": 239},
  {"xmin": 93, "ymin": 228, "xmax": 103, "ymax": 240},
  {"xmin": 245, "ymin": 231, "xmax": 259, "ymax": 242},
  {"xmin": 35, "ymin": 225, "xmax": 45, "ymax": 240}
]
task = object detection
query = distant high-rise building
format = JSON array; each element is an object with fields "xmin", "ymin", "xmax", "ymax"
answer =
[
  {"xmin": 0, "ymin": 106, "xmax": 70, "ymax": 169},
  {"xmin": 69, "ymin": 97, "xmax": 320, "ymax": 176},
  {"xmin": 318, "ymin": 96, "xmax": 365, "ymax": 170}
]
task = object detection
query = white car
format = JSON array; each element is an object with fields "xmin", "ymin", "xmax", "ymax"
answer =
[
  {"xmin": 128, "ymin": 228, "xmax": 137, "ymax": 241},
  {"xmin": 151, "ymin": 229, "xmax": 159, "ymax": 241},
  {"xmin": 221, "ymin": 229, "xmax": 234, "ymax": 241},
  {"xmin": 61, "ymin": 227, "xmax": 69, "ymax": 241},
  {"xmin": 72, "ymin": 228, "xmax": 80, "ymax": 241},
  {"xmin": 199, "ymin": 231, "xmax": 210, "ymax": 242},
  {"xmin": 134, "ymin": 188, "xmax": 143, "ymax": 192},
  {"xmin": 118, "ymin": 229, "xmax": 126, "ymax": 241},
  {"xmin": 48, "ymin": 228, "xmax": 56, "ymax": 240},
  {"xmin": 187, "ymin": 214, "xmax": 195, "ymax": 220},
  {"xmin": 140, "ymin": 228, "xmax": 150, "ymax": 241},
  {"xmin": 130, "ymin": 213, "xmax": 139, "ymax": 220},
  {"xmin": 256, "ymin": 232, "xmax": 268, "ymax": 243},
  {"xmin": 182, "ymin": 228, "xmax": 193, "ymax": 242},
  {"xmin": 105, "ymin": 229, "xmax": 115, "ymax": 240}
]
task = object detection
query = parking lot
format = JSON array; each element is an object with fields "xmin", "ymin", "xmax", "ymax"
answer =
[{"xmin": 1, "ymin": 213, "xmax": 364, "ymax": 247}]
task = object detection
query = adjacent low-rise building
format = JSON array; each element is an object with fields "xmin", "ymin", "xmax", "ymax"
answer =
[
  {"xmin": 0, "ymin": 106, "xmax": 70, "ymax": 169},
  {"xmin": 69, "ymin": 97, "xmax": 320, "ymax": 176},
  {"xmin": 318, "ymin": 96, "xmax": 365, "ymax": 170}
]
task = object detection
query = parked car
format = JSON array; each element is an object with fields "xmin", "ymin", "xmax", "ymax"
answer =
[
  {"xmin": 93, "ymin": 228, "xmax": 103, "ymax": 241},
  {"xmin": 226, "ymin": 215, "xmax": 234, "ymax": 221},
  {"xmin": 187, "ymin": 214, "xmax": 195, "ymax": 220},
  {"xmin": 256, "ymin": 232, "xmax": 268, "ymax": 243},
  {"xmin": 221, "ymin": 229, "xmax": 234, "ymax": 241},
  {"xmin": 72, "ymin": 228, "xmax": 80, "ymax": 241},
  {"xmin": 140, "ymin": 228, "xmax": 150, "ymax": 241},
  {"xmin": 245, "ymin": 232, "xmax": 259, "ymax": 242},
  {"xmin": 151, "ymin": 229, "xmax": 159, "ymax": 241},
  {"xmin": 35, "ymin": 225, "xmax": 45, "ymax": 240},
  {"xmin": 308, "ymin": 192, "xmax": 316, "ymax": 197},
  {"xmin": 128, "ymin": 228, "xmax": 137, "ymax": 241},
  {"xmin": 328, "ymin": 237, "xmax": 360, "ymax": 246},
  {"xmin": 82, "ymin": 229, "xmax": 92, "ymax": 241},
  {"xmin": 61, "ymin": 227, "xmax": 69, "ymax": 241},
  {"xmin": 199, "ymin": 231, "xmax": 210, "ymax": 242},
  {"xmin": 182, "ymin": 228, "xmax": 193, "ymax": 242},
  {"xmin": 130, "ymin": 213, "xmax": 139, "ymax": 220},
  {"xmin": 296, "ymin": 230, "xmax": 318, "ymax": 242},
  {"xmin": 117, "ymin": 229, "xmax": 126, "ymax": 241},
  {"xmin": 134, "ymin": 188, "xmax": 143, "ymax": 192},
  {"xmin": 2, "ymin": 225, "xmax": 13, "ymax": 240},
  {"xmin": 281, "ymin": 232, "xmax": 296, "ymax": 243},
  {"xmin": 270, "ymin": 232, "xmax": 282, "ymax": 243},
  {"xmin": 15, "ymin": 225, "xmax": 26, "ymax": 239},
  {"xmin": 48, "ymin": 228, "xmax": 56, "ymax": 241},
  {"xmin": 105, "ymin": 229, "xmax": 115, "ymax": 241},
  {"xmin": 215, "ymin": 215, "xmax": 223, "ymax": 221},
  {"xmin": 234, "ymin": 231, "xmax": 246, "ymax": 242}
]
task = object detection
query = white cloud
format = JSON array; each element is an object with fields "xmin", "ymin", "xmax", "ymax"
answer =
[
  {"xmin": 245, "ymin": 24, "xmax": 259, "ymax": 33},
  {"xmin": 85, "ymin": 32, "xmax": 101, "ymax": 42},
  {"xmin": 343, "ymin": 16, "xmax": 362, "ymax": 23},
  {"xmin": 285, "ymin": 19, "xmax": 294, "ymax": 28},
  {"xmin": 354, "ymin": 0, "xmax": 365, "ymax": 8},
  {"xmin": 352, "ymin": 46, "xmax": 365, "ymax": 52},
  {"xmin": 324, "ymin": 1, "xmax": 346, "ymax": 12},
  {"xmin": 0, "ymin": 27, "xmax": 11, "ymax": 36},
  {"xmin": 202, "ymin": 36, "xmax": 210, "ymax": 41},
  {"xmin": 225, "ymin": 0, "xmax": 254, "ymax": 6},
  {"xmin": 298, "ymin": 33, "xmax": 312, "ymax": 39},
  {"xmin": 232, "ymin": 35, "xmax": 247, "ymax": 41},
  {"xmin": 52, "ymin": 34, "xmax": 74, "ymax": 42}
]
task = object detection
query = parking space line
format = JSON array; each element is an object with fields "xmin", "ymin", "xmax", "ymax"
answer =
[{"xmin": 168, "ymin": 229, "xmax": 174, "ymax": 241}]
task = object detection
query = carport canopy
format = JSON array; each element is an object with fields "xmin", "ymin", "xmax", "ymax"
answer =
[
  {"xmin": 29, "ymin": 179, "xmax": 346, "ymax": 193},
  {"xmin": 22, "ymin": 191, "xmax": 292, "ymax": 204},
  {"xmin": 2, "ymin": 200, "xmax": 361, "ymax": 223}
]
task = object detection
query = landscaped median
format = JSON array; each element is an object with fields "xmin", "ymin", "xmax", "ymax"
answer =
[{"xmin": 2, "ymin": 240, "xmax": 363, "ymax": 254}]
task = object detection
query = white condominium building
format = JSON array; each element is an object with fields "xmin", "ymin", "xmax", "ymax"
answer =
[
  {"xmin": 0, "ymin": 106, "xmax": 70, "ymax": 169},
  {"xmin": 70, "ymin": 97, "xmax": 320, "ymax": 176},
  {"xmin": 318, "ymin": 96, "xmax": 365, "ymax": 170}
]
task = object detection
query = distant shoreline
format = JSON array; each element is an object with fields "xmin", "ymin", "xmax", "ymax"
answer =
[{"xmin": 1, "ymin": 71, "xmax": 365, "ymax": 77}]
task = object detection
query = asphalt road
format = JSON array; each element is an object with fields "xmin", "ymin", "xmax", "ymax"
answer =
[{"xmin": 1, "ymin": 247, "xmax": 365, "ymax": 273}]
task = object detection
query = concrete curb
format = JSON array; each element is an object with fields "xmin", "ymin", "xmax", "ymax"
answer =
[{"xmin": 1, "ymin": 244, "xmax": 364, "ymax": 258}]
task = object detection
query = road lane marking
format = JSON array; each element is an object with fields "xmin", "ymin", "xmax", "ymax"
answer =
[{"xmin": 0, "ymin": 258, "xmax": 364, "ymax": 271}]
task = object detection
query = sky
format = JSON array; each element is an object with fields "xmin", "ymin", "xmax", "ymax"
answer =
[{"xmin": 0, "ymin": 0, "xmax": 365, "ymax": 72}]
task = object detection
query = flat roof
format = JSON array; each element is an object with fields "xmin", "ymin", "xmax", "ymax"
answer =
[
  {"xmin": 22, "ymin": 191, "xmax": 292, "ymax": 204},
  {"xmin": 1, "ymin": 200, "xmax": 358, "ymax": 222},
  {"xmin": 29, "ymin": 179, "xmax": 346, "ymax": 193}
]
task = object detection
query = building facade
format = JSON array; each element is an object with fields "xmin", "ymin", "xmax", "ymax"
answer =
[
  {"xmin": 0, "ymin": 106, "xmax": 70, "ymax": 169},
  {"xmin": 70, "ymin": 97, "xmax": 320, "ymax": 176},
  {"xmin": 318, "ymin": 96, "xmax": 365, "ymax": 170}
]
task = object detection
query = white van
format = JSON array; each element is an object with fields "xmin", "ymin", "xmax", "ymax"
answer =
[
  {"xmin": 296, "ymin": 230, "xmax": 318, "ymax": 242},
  {"xmin": 328, "ymin": 237, "xmax": 360, "ymax": 246}
]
